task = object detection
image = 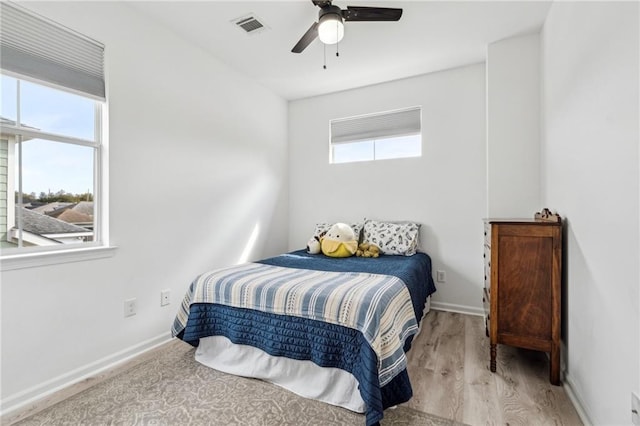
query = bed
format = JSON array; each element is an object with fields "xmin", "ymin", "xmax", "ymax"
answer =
[{"xmin": 172, "ymin": 248, "xmax": 436, "ymax": 426}]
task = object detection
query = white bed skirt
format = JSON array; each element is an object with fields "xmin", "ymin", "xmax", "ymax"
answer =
[{"xmin": 195, "ymin": 297, "xmax": 431, "ymax": 413}]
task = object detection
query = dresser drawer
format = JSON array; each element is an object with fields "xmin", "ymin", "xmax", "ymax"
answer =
[
  {"xmin": 483, "ymin": 249, "xmax": 491, "ymax": 294},
  {"xmin": 483, "ymin": 287, "xmax": 491, "ymax": 337},
  {"xmin": 483, "ymin": 287, "xmax": 490, "ymax": 316},
  {"xmin": 484, "ymin": 222, "xmax": 491, "ymax": 247},
  {"xmin": 484, "ymin": 269, "xmax": 491, "ymax": 295}
]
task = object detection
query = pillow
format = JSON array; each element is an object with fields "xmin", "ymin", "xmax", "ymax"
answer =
[
  {"xmin": 362, "ymin": 219, "xmax": 420, "ymax": 256},
  {"xmin": 313, "ymin": 222, "xmax": 363, "ymax": 243}
]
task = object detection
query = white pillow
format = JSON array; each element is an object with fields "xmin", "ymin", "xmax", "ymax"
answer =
[{"xmin": 362, "ymin": 219, "xmax": 420, "ymax": 256}]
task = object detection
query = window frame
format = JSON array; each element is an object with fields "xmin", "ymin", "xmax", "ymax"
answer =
[{"xmin": 0, "ymin": 74, "xmax": 112, "ymax": 269}]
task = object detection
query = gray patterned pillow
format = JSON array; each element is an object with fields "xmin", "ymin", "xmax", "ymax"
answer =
[
  {"xmin": 362, "ymin": 220, "xmax": 420, "ymax": 256},
  {"xmin": 313, "ymin": 222, "xmax": 363, "ymax": 242}
]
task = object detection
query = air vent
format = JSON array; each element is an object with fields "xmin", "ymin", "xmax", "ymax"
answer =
[{"xmin": 232, "ymin": 14, "xmax": 269, "ymax": 35}]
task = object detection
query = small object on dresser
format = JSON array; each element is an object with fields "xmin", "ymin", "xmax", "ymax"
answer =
[{"xmin": 534, "ymin": 207, "xmax": 561, "ymax": 223}]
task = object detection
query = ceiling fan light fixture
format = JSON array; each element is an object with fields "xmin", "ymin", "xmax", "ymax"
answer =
[
  {"xmin": 291, "ymin": 1, "xmax": 402, "ymax": 54},
  {"xmin": 318, "ymin": 13, "xmax": 344, "ymax": 45}
]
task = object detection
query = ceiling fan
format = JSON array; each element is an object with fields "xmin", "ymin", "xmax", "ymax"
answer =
[{"xmin": 291, "ymin": 0, "xmax": 403, "ymax": 54}]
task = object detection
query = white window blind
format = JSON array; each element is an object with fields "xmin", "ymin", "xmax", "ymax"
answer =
[
  {"xmin": 331, "ymin": 106, "xmax": 421, "ymax": 145},
  {"xmin": 0, "ymin": 2, "xmax": 105, "ymax": 100}
]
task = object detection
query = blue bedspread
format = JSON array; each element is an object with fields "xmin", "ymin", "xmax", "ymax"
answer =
[{"xmin": 174, "ymin": 250, "xmax": 436, "ymax": 426}]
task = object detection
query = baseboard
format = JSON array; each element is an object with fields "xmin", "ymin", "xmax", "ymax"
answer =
[
  {"xmin": 1, "ymin": 332, "xmax": 173, "ymax": 423},
  {"xmin": 430, "ymin": 301, "xmax": 484, "ymax": 317},
  {"xmin": 563, "ymin": 374, "xmax": 594, "ymax": 426}
]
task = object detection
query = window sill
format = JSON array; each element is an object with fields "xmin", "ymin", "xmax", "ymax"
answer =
[{"xmin": 0, "ymin": 245, "xmax": 117, "ymax": 271}]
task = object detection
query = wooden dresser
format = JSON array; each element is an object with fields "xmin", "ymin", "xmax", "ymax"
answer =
[{"xmin": 483, "ymin": 211, "xmax": 562, "ymax": 385}]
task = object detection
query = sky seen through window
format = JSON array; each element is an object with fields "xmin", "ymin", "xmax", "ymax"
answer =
[{"xmin": 1, "ymin": 75, "xmax": 95, "ymax": 196}]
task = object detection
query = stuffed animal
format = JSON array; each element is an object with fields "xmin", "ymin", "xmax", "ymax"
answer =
[
  {"xmin": 356, "ymin": 242, "xmax": 380, "ymax": 258},
  {"xmin": 306, "ymin": 236, "xmax": 321, "ymax": 254},
  {"xmin": 320, "ymin": 223, "xmax": 358, "ymax": 258}
]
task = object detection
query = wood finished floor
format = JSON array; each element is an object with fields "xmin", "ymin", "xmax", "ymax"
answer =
[
  {"xmin": 407, "ymin": 310, "xmax": 582, "ymax": 425},
  {"xmin": 4, "ymin": 310, "xmax": 583, "ymax": 426}
]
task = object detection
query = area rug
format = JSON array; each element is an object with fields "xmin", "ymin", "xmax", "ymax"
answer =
[{"xmin": 13, "ymin": 340, "xmax": 464, "ymax": 426}]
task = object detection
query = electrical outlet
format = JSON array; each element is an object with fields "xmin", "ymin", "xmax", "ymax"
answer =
[
  {"xmin": 161, "ymin": 289, "xmax": 171, "ymax": 307},
  {"xmin": 124, "ymin": 298, "xmax": 137, "ymax": 317},
  {"xmin": 436, "ymin": 270, "xmax": 446, "ymax": 283},
  {"xmin": 632, "ymin": 392, "xmax": 640, "ymax": 425}
]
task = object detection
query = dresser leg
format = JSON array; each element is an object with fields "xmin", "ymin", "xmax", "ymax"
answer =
[
  {"xmin": 550, "ymin": 343, "xmax": 560, "ymax": 385},
  {"xmin": 490, "ymin": 343, "xmax": 497, "ymax": 372}
]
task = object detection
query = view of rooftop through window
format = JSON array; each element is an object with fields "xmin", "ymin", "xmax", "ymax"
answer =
[{"xmin": 0, "ymin": 74, "xmax": 99, "ymax": 250}]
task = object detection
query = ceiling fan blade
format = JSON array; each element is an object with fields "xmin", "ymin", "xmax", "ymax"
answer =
[
  {"xmin": 291, "ymin": 22, "xmax": 319, "ymax": 53},
  {"xmin": 343, "ymin": 6, "xmax": 403, "ymax": 22}
]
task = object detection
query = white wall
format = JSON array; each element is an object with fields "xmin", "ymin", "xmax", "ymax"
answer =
[
  {"xmin": 541, "ymin": 2, "xmax": 639, "ymax": 424},
  {"xmin": 288, "ymin": 64, "xmax": 486, "ymax": 313},
  {"xmin": 0, "ymin": 1, "xmax": 288, "ymax": 413},
  {"xmin": 486, "ymin": 33, "xmax": 541, "ymax": 217}
]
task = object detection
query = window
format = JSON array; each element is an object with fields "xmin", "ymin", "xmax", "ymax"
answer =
[
  {"xmin": 330, "ymin": 106, "xmax": 422, "ymax": 164},
  {"xmin": 0, "ymin": 2, "xmax": 106, "ymax": 256}
]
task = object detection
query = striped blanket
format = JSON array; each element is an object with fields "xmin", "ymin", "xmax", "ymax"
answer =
[{"xmin": 172, "ymin": 262, "xmax": 419, "ymax": 386}]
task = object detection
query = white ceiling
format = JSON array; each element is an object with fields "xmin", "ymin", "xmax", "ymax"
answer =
[{"xmin": 128, "ymin": 1, "xmax": 552, "ymax": 100}]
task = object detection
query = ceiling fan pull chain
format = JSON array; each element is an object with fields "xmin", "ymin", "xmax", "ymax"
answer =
[{"xmin": 323, "ymin": 43, "xmax": 327, "ymax": 69}]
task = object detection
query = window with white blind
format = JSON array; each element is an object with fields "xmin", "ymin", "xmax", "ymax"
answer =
[
  {"xmin": 0, "ymin": 2, "xmax": 108, "ymax": 260},
  {"xmin": 330, "ymin": 106, "xmax": 422, "ymax": 164}
]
